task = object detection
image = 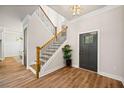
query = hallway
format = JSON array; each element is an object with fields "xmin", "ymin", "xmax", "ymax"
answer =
[{"xmin": 0, "ymin": 57, "xmax": 123, "ymax": 88}]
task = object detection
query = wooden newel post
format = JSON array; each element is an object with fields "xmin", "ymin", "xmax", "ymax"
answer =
[{"xmin": 36, "ymin": 46, "xmax": 41, "ymax": 78}]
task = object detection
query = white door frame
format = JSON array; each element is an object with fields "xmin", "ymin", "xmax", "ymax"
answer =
[{"xmin": 78, "ymin": 29, "xmax": 100, "ymax": 73}]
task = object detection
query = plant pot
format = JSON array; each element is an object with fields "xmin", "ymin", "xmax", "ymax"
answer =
[{"xmin": 66, "ymin": 59, "xmax": 72, "ymax": 67}]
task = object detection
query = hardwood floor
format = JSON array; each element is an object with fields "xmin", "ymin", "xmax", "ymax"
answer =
[{"xmin": 0, "ymin": 57, "xmax": 123, "ymax": 88}]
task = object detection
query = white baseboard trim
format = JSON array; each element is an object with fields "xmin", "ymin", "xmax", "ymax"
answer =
[
  {"xmin": 28, "ymin": 66, "xmax": 36, "ymax": 74},
  {"xmin": 40, "ymin": 65, "xmax": 65, "ymax": 77},
  {"xmin": 98, "ymin": 71, "xmax": 124, "ymax": 83},
  {"xmin": 72, "ymin": 65, "xmax": 124, "ymax": 85},
  {"xmin": 72, "ymin": 64, "xmax": 79, "ymax": 68}
]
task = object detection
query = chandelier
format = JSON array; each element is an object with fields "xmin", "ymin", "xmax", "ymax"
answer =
[{"xmin": 72, "ymin": 5, "xmax": 81, "ymax": 16}]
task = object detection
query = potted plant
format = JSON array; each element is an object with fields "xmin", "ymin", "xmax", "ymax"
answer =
[{"xmin": 62, "ymin": 44, "xmax": 72, "ymax": 67}]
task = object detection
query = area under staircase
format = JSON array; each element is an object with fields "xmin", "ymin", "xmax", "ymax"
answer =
[{"xmin": 29, "ymin": 6, "xmax": 68, "ymax": 78}]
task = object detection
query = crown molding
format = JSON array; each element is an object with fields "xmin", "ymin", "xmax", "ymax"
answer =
[{"xmin": 69, "ymin": 5, "xmax": 121, "ymax": 24}]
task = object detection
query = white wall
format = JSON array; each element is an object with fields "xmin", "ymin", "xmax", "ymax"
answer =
[
  {"xmin": 0, "ymin": 15, "xmax": 23, "ymax": 33},
  {"xmin": 0, "ymin": 14, "xmax": 23, "ymax": 58},
  {"xmin": 67, "ymin": 6, "xmax": 124, "ymax": 81},
  {"xmin": 27, "ymin": 13, "xmax": 53, "ymax": 66},
  {"xmin": 3, "ymin": 30, "xmax": 23, "ymax": 57}
]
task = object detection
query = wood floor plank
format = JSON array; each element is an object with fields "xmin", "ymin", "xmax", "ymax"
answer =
[{"xmin": 0, "ymin": 57, "xmax": 123, "ymax": 88}]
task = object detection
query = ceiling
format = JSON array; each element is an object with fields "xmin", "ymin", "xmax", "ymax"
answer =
[
  {"xmin": 48, "ymin": 5, "xmax": 106, "ymax": 20},
  {"xmin": 0, "ymin": 5, "xmax": 106, "ymax": 21},
  {"xmin": 0, "ymin": 5, "xmax": 39, "ymax": 20}
]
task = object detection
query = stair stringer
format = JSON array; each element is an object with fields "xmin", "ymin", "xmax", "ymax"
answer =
[{"xmin": 39, "ymin": 40, "xmax": 68, "ymax": 77}]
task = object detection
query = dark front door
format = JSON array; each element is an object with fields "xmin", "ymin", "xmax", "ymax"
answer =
[{"xmin": 79, "ymin": 31, "xmax": 97, "ymax": 72}]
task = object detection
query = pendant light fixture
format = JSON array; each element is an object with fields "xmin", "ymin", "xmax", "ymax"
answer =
[{"xmin": 72, "ymin": 5, "xmax": 81, "ymax": 16}]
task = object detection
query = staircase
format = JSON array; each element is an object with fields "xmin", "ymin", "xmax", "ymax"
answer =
[
  {"xmin": 29, "ymin": 6, "xmax": 68, "ymax": 78},
  {"xmin": 40, "ymin": 34, "xmax": 66, "ymax": 64}
]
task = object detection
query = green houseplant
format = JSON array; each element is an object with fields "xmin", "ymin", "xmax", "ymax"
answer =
[{"xmin": 62, "ymin": 44, "xmax": 72, "ymax": 67}]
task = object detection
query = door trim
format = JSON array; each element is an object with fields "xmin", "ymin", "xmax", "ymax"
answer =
[
  {"xmin": 23, "ymin": 26, "xmax": 28, "ymax": 69},
  {"xmin": 78, "ymin": 29, "xmax": 100, "ymax": 73}
]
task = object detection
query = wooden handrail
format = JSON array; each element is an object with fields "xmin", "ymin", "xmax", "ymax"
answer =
[
  {"xmin": 40, "ymin": 26, "xmax": 67, "ymax": 49},
  {"xmin": 39, "ymin": 6, "xmax": 56, "ymax": 28}
]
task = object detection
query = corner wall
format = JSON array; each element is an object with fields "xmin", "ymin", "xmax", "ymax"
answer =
[{"xmin": 67, "ymin": 6, "xmax": 124, "ymax": 82}]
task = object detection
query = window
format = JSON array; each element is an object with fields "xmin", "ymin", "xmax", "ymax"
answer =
[{"xmin": 85, "ymin": 35, "xmax": 93, "ymax": 44}]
